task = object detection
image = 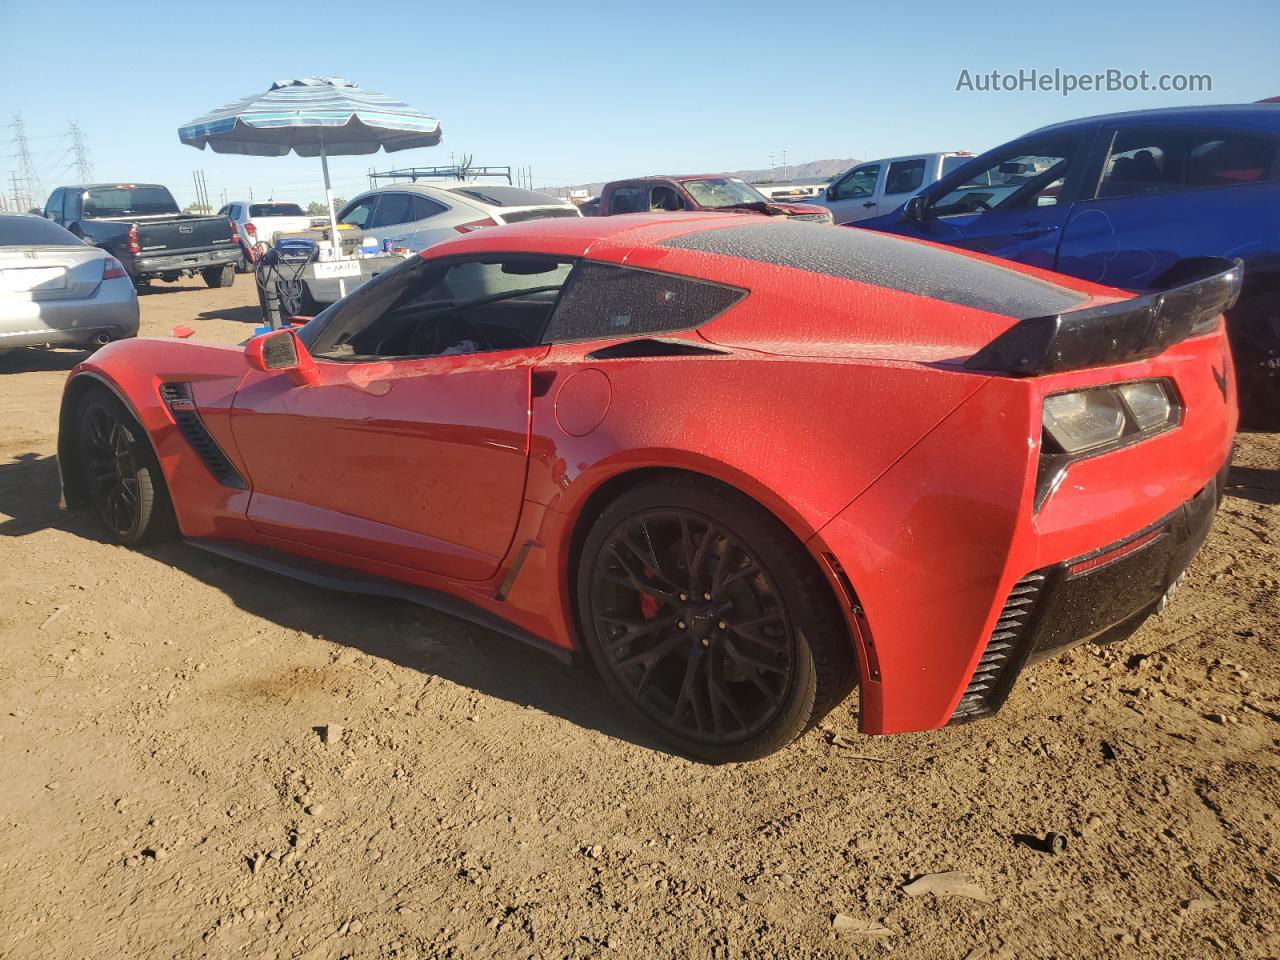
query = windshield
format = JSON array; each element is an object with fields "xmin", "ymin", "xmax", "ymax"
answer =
[
  {"xmin": 82, "ymin": 186, "xmax": 178, "ymax": 217},
  {"xmin": 682, "ymin": 177, "xmax": 768, "ymax": 209},
  {"xmin": 249, "ymin": 203, "xmax": 305, "ymax": 217}
]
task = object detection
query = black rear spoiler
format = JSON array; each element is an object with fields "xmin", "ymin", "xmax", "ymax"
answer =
[{"xmin": 964, "ymin": 258, "xmax": 1243, "ymax": 376}]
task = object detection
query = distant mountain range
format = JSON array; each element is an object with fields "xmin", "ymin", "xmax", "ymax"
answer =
[{"xmin": 544, "ymin": 158, "xmax": 859, "ymax": 197}]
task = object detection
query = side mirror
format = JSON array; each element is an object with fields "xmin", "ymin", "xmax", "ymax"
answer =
[
  {"xmin": 245, "ymin": 328, "xmax": 318, "ymax": 386},
  {"xmin": 902, "ymin": 194, "xmax": 929, "ymax": 223},
  {"xmin": 825, "ymin": 186, "xmax": 835, "ymax": 201}
]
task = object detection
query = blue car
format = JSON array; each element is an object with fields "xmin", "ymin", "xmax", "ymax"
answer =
[{"xmin": 860, "ymin": 104, "xmax": 1280, "ymax": 428}]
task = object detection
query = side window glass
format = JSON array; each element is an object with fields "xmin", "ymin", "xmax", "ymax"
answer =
[
  {"xmin": 884, "ymin": 159, "xmax": 927, "ymax": 195},
  {"xmin": 611, "ymin": 186, "xmax": 646, "ymax": 214},
  {"xmin": 46, "ymin": 189, "xmax": 63, "ymax": 220},
  {"xmin": 1186, "ymin": 134, "xmax": 1276, "ymax": 187},
  {"xmin": 831, "ymin": 165, "xmax": 880, "ymax": 201},
  {"xmin": 308, "ymin": 257, "xmax": 574, "ymax": 360},
  {"xmin": 1097, "ymin": 129, "xmax": 1174, "ymax": 198},
  {"xmin": 339, "ymin": 196, "xmax": 378, "ymax": 228},
  {"xmin": 933, "ymin": 139, "xmax": 1073, "ymax": 215},
  {"xmin": 368, "ymin": 193, "xmax": 414, "ymax": 229},
  {"xmin": 409, "ymin": 195, "xmax": 447, "ymax": 221},
  {"xmin": 649, "ymin": 185, "xmax": 683, "ymax": 211},
  {"xmin": 62, "ymin": 190, "xmax": 78, "ymax": 221},
  {"xmin": 543, "ymin": 263, "xmax": 745, "ymax": 343}
]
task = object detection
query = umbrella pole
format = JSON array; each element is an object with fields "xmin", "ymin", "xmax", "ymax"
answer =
[{"xmin": 320, "ymin": 139, "xmax": 347, "ymax": 298}]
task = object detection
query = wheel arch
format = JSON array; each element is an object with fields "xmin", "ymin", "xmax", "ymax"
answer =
[
  {"xmin": 57, "ymin": 371, "xmax": 160, "ymax": 510},
  {"xmin": 558, "ymin": 463, "xmax": 862, "ymax": 695}
]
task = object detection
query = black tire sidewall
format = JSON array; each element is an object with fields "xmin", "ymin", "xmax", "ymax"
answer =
[
  {"xmin": 576, "ymin": 478, "xmax": 836, "ymax": 763},
  {"xmin": 1230, "ymin": 293, "xmax": 1280, "ymax": 431},
  {"xmin": 75, "ymin": 390, "xmax": 174, "ymax": 546}
]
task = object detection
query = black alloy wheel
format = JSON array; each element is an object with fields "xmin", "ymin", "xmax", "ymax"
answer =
[
  {"xmin": 578, "ymin": 478, "xmax": 855, "ymax": 762},
  {"xmin": 76, "ymin": 391, "xmax": 176, "ymax": 546}
]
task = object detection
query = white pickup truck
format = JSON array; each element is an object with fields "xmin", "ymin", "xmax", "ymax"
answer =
[
  {"xmin": 807, "ymin": 152, "xmax": 974, "ymax": 224},
  {"xmin": 219, "ymin": 201, "xmax": 320, "ymax": 271}
]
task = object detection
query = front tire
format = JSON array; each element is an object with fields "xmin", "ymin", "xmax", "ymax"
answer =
[
  {"xmin": 576, "ymin": 476, "xmax": 855, "ymax": 762},
  {"xmin": 202, "ymin": 264, "xmax": 235, "ymax": 288},
  {"xmin": 75, "ymin": 390, "xmax": 177, "ymax": 546}
]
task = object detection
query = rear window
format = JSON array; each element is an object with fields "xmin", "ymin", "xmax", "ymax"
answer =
[
  {"xmin": 499, "ymin": 207, "xmax": 581, "ymax": 224},
  {"xmin": 663, "ymin": 220, "xmax": 1088, "ymax": 319},
  {"xmin": 942, "ymin": 155, "xmax": 972, "ymax": 175},
  {"xmin": 82, "ymin": 186, "xmax": 178, "ymax": 217},
  {"xmin": 448, "ymin": 186, "xmax": 568, "ymax": 207},
  {"xmin": 543, "ymin": 263, "xmax": 745, "ymax": 343},
  {"xmin": 0, "ymin": 216, "xmax": 81, "ymax": 246},
  {"xmin": 249, "ymin": 203, "xmax": 305, "ymax": 217}
]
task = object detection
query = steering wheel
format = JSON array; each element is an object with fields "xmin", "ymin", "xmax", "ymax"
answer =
[{"xmin": 407, "ymin": 313, "xmax": 492, "ymax": 357}]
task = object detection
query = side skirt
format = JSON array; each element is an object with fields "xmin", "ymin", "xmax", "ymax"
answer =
[{"xmin": 184, "ymin": 537, "xmax": 573, "ymax": 664}]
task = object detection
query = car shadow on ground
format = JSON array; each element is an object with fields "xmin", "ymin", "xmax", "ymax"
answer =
[
  {"xmin": 0, "ymin": 452, "xmax": 668, "ymax": 756},
  {"xmin": 0, "ymin": 348, "xmax": 89, "ymax": 374},
  {"xmin": 1226, "ymin": 464, "xmax": 1280, "ymax": 505},
  {"xmin": 196, "ymin": 305, "xmax": 266, "ymax": 325}
]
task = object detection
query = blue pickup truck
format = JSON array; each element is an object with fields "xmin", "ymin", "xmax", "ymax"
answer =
[{"xmin": 860, "ymin": 104, "xmax": 1280, "ymax": 428}]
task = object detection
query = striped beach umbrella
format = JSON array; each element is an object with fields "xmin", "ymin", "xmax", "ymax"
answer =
[{"xmin": 179, "ymin": 77, "xmax": 442, "ymax": 280}]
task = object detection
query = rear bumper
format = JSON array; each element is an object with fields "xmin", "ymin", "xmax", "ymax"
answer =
[
  {"xmin": 134, "ymin": 247, "xmax": 238, "ymax": 275},
  {"xmin": 0, "ymin": 284, "xmax": 139, "ymax": 348},
  {"xmin": 949, "ymin": 456, "xmax": 1227, "ymax": 722}
]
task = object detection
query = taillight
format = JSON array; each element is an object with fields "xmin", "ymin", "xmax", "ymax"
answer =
[
  {"xmin": 454, "ymin": 217, "xmax": 498, "ymax": 233},
  {"xmin": 228, "ymin": 217, "xmax": 239, "ymax": 241},
  {"xmin": 244, "ymin": 221, "xmax": 256, "ymax": 238},
  {"xmin": 126, "ymin": 224, "xmax": 140, "ymax": 254},
  {"xmin": 102, "ymin": 256, "xmax": 128, "ymax": 280}
]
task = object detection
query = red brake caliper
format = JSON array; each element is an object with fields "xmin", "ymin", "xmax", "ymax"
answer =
[{"xmin": 640, "ymin": 567, "xmax": 660, "ymax": 619}]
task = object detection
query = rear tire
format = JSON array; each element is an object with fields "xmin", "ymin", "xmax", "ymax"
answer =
[
  {"xmin": 1228, "ymin": 293, "xmax": 1280, "ymax": 431},
  {"xmin": 576, "ymin": 476, "xmax": 856, "ymax": 762},
  {"xmin": 235, "ymin": 246, "xmax": 251, "ymax": 274},
  {"xmin": 75, "ymin": 389, "xmax": 177, "ymax": 546},
  {"xmin": 202, "ymin": 264, "xmax": 235, "ymax": 288}
]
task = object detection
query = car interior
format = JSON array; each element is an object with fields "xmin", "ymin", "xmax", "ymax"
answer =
[{"xmin": 311, "ymin": 257, "xmax": 574, "ymax": 361}]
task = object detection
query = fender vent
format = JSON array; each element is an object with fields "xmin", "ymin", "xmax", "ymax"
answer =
[
  {"xmin": 159, "ymin": 382, "xmax": 247, "ymax": 489},
  {"xmin": 949, "ymin": 571, "xmax": 1046, "ymax": 723}
]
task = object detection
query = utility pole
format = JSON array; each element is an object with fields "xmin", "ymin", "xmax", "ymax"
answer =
[
  {"xmin": 10, "ymin": 114, "xmax": 41, "ymax": 211},
  {"xmin": 782, "ymin": 149, "xmax": 788, "ymax": 182},
  {"xmin": 68, "ymin": 121, "xmax": 93, "ymax": 182}
]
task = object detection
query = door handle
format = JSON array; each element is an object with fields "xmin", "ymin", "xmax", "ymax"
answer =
[
  {"xmin": 862, "ymin": 201, "xmax": 876, "ymax": 208},
  {"xmin": 1015, "ymin": 224, "xmax": 1060, "ymax": 239}
]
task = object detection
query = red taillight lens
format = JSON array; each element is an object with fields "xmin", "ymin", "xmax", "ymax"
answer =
[
  {"xmin": 228, "ymin": 217, "xmax": 239, "ymax": 241},
  {"xmin": 454, "ymin": 217, "xmax": 498, "ymax": 233},
  {"xmin": 126, "ymin": 224, "xmax": 140, "ymax": 254},
  {"xmin": 102, "ymin": 256, "xmax": 128, "ymax": 280},
  {"xmin": 244, "ymin": 221, "xmax": 256, "ymax": 238}
]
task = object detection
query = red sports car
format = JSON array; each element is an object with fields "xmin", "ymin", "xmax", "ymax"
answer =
[{"xmin": 57, "ymin": 214, "xmax": 1240, "ymax": 761}]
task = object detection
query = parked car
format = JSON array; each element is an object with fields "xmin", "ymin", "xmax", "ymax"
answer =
[
  {"xmin": 859, "ymin": 104, "xmax": 1280, "ymax": 428},
  {"xmin": 299, "ymin": 183, "xmax": 584, "ymax": 306},
  {"xmin": 807, "ymin": 152, "xmax": 974, "ymax": 224},
  {"xmin": 218, "ymin": 200, "xmax": 316, "ymax": 272},
  {"xmin": 0, "ymin": 213, "xmax": 138, "ymax": 353},
  {"xmin": 57, "ymin": 214, "xmax": 1237, "ymax": 761},
  {"xmin": 590, "ymin": 175, "xmax": 833, "ymax": 222},
  {"xmin": 44, "ymin": 184, "xmax": 240, "ymax": 289}
]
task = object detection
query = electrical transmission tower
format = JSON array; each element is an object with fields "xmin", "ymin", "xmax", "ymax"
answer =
[
  {"xmin": 68, "ymin": 121, "xmax": 93, "ymax": 182},
  {"xmin": 9, "ymin": 114, "xmax": 42, "ymax": 212}
]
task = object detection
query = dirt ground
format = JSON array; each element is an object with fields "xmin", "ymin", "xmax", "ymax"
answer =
[{"xmin": 1, "ymin": 276, "xmax": 1278, "ymax": 960}]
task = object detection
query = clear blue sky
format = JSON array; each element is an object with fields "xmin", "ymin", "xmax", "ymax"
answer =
[{"xmin": 3, "ymin": 0, "xmax": 1277, "ymax": 209}]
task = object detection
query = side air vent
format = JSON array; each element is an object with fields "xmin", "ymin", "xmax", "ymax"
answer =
[
  {"xmin": 585, "ymin": 338, "xmax": 728, "ymax": 360},
  {"xmin": 159, "ymin": 382, "xmax": 247, "ymax": 489},
  {"xmin": 949, "ymin": 571, "xmax": 1046, "ymax": 723}
]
